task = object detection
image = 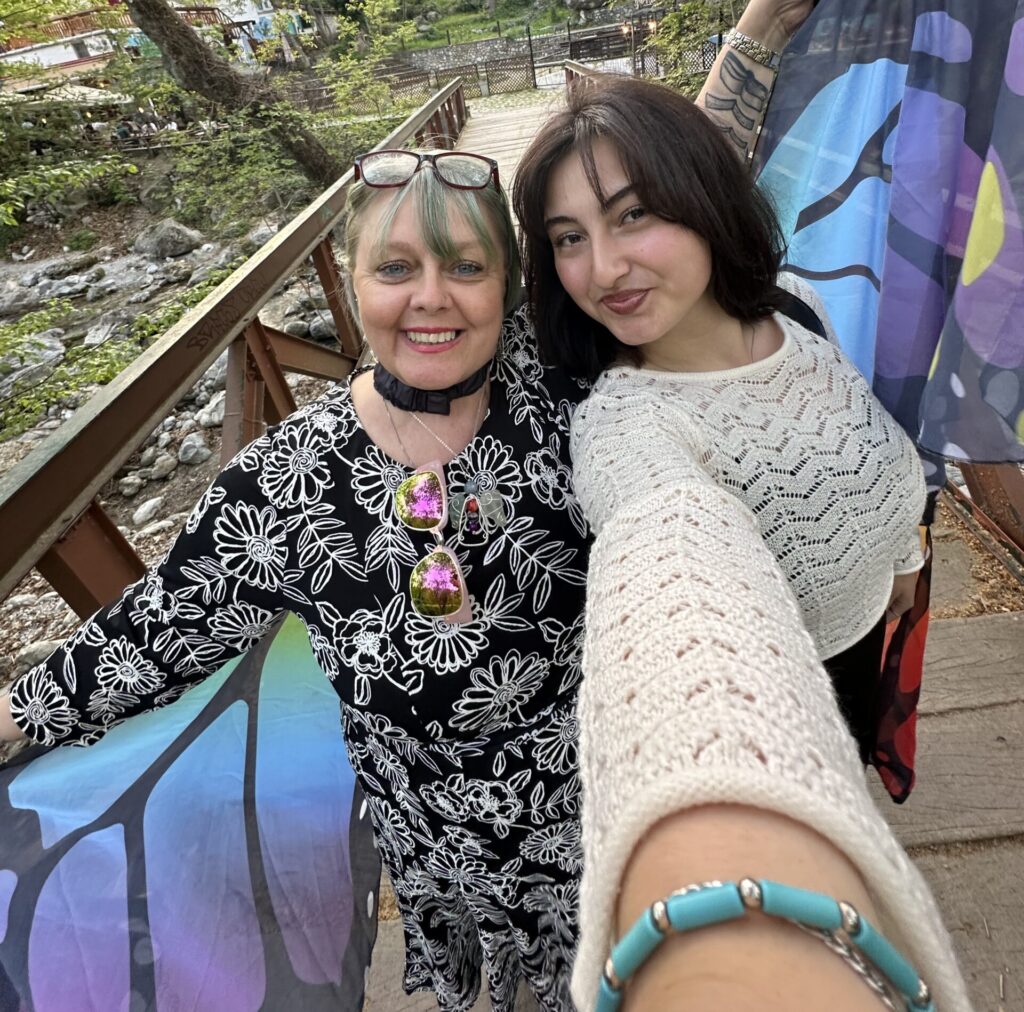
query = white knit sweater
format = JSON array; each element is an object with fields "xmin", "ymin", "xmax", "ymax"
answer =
[
  {"xmin": 571, "ymin": 275, "xmax": 926, "ymax": 661},
  {"xmin": 571, "ymin": 481, "xmax": 971, "ymax": 1011}
]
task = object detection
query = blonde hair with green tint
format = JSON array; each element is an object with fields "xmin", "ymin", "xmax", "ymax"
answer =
[{"xmin": 340, "ymin": 150, "xmax": 522, "ymax": 323}]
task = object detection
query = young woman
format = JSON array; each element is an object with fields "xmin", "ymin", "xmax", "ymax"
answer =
[
  {"xmin": 513, "ymin": 75, "xmax": 925, "ymax": 765},
  {"xmin": 512, "ymin": 76, "xmax": 969, "ymax": 1010}
]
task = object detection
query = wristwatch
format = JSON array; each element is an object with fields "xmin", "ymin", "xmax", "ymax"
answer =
[{"xmin": 723, "ymin": 28, "xmax": 782, "ymax": 70}]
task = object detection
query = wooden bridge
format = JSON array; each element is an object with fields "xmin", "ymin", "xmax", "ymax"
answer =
[{"xmin": 1, "ymin": 69, "xmax": 1021, "ymax": 1010}]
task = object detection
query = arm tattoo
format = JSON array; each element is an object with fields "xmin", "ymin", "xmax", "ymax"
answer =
[{"xmin": 704, "ymin": 51, "xmax": 771, "ymax": 154}]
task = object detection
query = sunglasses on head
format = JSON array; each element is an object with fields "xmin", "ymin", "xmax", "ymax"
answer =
[
  {"xmin": 354, "ymin": 149, "xmax": 500, "ymax": 191},
  {"xmin": 394, "ymin": 462, "xmax": 472, "ymax": 624}
]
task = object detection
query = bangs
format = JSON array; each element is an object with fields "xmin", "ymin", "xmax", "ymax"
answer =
[{"xmin": 370, "ymin": 170, "xmax": 499, "ymax": 267}]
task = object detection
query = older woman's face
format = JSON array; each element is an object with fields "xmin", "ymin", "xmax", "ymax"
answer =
[{"xmin": 352, "ymin": 192, "xmax": 506, "ymax": 390}]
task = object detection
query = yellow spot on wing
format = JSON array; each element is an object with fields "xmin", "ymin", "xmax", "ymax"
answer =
[{"xmin": 962, "ymin": 161, "xmax": 1005, "ymax": 286}]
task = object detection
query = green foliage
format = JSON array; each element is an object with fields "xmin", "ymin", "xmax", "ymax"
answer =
[
  {"xmin": 0, "ymin": 158, "xmax": 138, "ymax": 228},
  {"xmin": 128, "ymin": 260, "xmax": 244, "ymax": 343},
  {"xmin": 323, "ymin": 0, "xmax": 418, "ymax": 117},
  {"xmin": 0, "ymin": 300, "xmax": 75, "ymax": 358},
  {"xmin": 654, "ymin": 3, "xmax": 723, "ymax": 97},
  {"xmin": 67, "ymin": 227, "xmax": 98, "ymax": 251}
]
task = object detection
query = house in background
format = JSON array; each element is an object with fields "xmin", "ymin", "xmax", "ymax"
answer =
[{"xmin": 0, "ymin": 1, "xmax": 314, "ymax": 88}]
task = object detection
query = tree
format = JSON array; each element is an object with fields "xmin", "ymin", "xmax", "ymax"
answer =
[{"xmin": 122, "ymin": 0, "xmax": 345, "ymax": 188}]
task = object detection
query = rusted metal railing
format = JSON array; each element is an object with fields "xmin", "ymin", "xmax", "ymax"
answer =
[{"xmin": 0, "ymin": 79, "xmax": 470, "ymax": 617}]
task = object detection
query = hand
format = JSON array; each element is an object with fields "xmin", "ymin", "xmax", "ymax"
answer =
[
  {"xmin": 737, "ymin": 0, "xmax": 817, "ymax": 52},
  {"xmin": 885, "ymin": 572, "xmax": 919, "ymax": 624},
  {"xmin": 0, "ymin": 689, "xmax": 26, "ymax": 743}
]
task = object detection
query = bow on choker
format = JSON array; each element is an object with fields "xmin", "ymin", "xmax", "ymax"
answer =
[{"xmin": 373, "ymin": 361, "xmax": 490, "ymax": 415}]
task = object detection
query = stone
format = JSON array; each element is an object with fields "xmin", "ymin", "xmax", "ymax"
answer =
[
  {"xmin": 309, "ymin": 312, "xmax": 337, "ymax": 342},
  {"xmin": 133, "ymin": 218, "xmax": 204, "ymax": 260},
  {"xmin": 149, "ymin": 453, "xmax": 178, "ymax": 480},
  {"xmin": 13, "ymin": 640, "xmax": 65, "ymax": 677},
  {"xmin": 83, "ymin": 266, "xmax": 106, "ymax": 283},
  {"xmin": 41, "ymin": 254, "xmax": 99, "ymax": 280},
  {"xmin": 139, "ymin": 445, "xmax": 158, "ymax": 467},
  {"xmin": 203, "ymin": 350, "xmax": 229, "ymax": 391},
  {"xmin": 198, "ymin": 390, "xmax": 226, "ymax": 428},
  {"xmin": 86, "ymin": 281, "xmax": 118, "ymax": 303},
  {"xmin": 6, "ymin": 594, "xmax": 36, "ymax": 609},
  {"xmin": 241, "ymin": 223, "xmax": 278, "ymax": 254},
  {"xmin": 138, "ymin": 518, "xmax": 176, "ymax": 537},
  {"xmin": 41, "ymin": 276, "xmax": 89, "ymax": 299},
  {"xmin": 138, "ymin": 174, "xmax": 175, "ymax": 213},
  {"xmin": 127, "ymin": 290, "xmax": 152, "ymax": 304},
  {"xmin": 132, "ymin": 496, "xmax": 165, "ymax": 527},
  {"xmin": 156, "ymin": 431, "xmax": 172, "ymax": 449},
  {"xmin": 18, "ymin": 272, "xmax": 40, "ymax": 288},
  {"xmin": 0, "ymin": 331, "xmax": 65, "ymax": 399},
  {"xmin": 83, "ymin": 311, "xmax": 129, "ymax": 348},
  {"xmin": 177, "ymin": 416, "xmax": 197, "ymax": 435},
  {"xmin": 178, "ymin": 430, "xmax": 212, "ymax": 465},
  {"xmin": 118, "ymin": 474, "xmax": 145, "ymax": 498},
  {"xmin": 156, "ymin": 261, "xmax": 193, "ymax": 286},
  {"xmin": 283, "ymin": 319, "xmax": 310, "ymax": 338}
]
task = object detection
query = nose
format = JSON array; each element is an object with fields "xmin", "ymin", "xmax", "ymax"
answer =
[
  {"xmin": 589, "ymin": 233, "xmax": 628, "ymax": 290},
  {"xmin": 410, "ymin": 265, "xmax": 451, "ymax": 312}
]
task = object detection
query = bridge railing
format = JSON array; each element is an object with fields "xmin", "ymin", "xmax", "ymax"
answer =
[{"xmin": 0, "ymin": 79, "xmax": 470, "ymax": 618}]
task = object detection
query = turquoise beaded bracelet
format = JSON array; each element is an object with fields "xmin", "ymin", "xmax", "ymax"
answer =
[{"xmin": 597, "ymin": 878, "xmax": 934, "ymax": 1012}]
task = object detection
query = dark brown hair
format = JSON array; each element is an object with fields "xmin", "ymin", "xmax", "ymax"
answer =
[{"xmin": 512, "ymin": 76, "xmax": 786, "ymax": 381}]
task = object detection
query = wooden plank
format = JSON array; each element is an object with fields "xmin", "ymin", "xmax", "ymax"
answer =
[
  {"xmin": 870, "ymin": 702, "xmax": 1024, "ymax": 847},
  {"xmin": 457, "ymin": 99, "xmax": 560, "ymax": 192},
  {"xmin": 920, "ymin": 614, "xmax": 1024, "ymax": 714},
  {"xmin": 914, "ymin": 841, "xmax": 1024, "ymax": 1011}
]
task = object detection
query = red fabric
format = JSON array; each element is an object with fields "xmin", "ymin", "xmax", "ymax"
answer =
[{"xmin": 872, "ymin": 529, "xmax": 932, "ymax": 803}]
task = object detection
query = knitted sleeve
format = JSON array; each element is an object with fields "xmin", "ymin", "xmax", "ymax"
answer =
[{"xmin": 571, "ymin": 480, "xmax": 970, "ymax": 1011}]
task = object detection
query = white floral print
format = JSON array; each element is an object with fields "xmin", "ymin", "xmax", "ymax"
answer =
[
  {"xmin": 257, "ymin": 422, "xmax": 335, "ymax": 507},
  {"xmin": 9, "ymin": 668, "xmax": 80, "ymax": 745},
  {"xmin": 451, "ymin": 652, "xmax": 548, "ymax": 733},
  {"xmin": 207, "ymin": 602, "xmax": 276, "ymax": 653},
  {"xmin": 213, "ymin": 502, "xmax": 287, "ymax": 590}
]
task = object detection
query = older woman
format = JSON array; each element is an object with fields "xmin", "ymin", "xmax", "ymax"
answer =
[{"xmin": 1, "ymin": 151, "xmax": 589, "ymax": 1011}]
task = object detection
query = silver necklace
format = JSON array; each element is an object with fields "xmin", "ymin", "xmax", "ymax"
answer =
[
  {"xmin": 383, "ymin": 384, "xmax": 489, "ymax": 465},
  {"xmin": 383, "ymin": 386, "xmax": 506, "ymax": 536}
]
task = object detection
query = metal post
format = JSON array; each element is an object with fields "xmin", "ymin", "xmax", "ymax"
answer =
[
  {"xmin": 244, "ymin": 320, "xmax": 297, "ymax": 426},
  {"xmin": 221, "ymin": 337, "xmax": 266, "ymax": 464},
  {"xmin": 496, "ymin": 19, "xmax": 501, "ymax": 37},
  {"xmin": 310, "ymin": 239, "xmax": 360, "ymax": 359},
  {"xmin": 447, "ymin": 28, "xmax": 451, "ymax": 45},
  {"xmin": 36, "ymin": 501, "xmax": 146, "ymax": 617},
  {"xmin": 526, "ymin": 24, "xmax": 536, "ymax": 87}
]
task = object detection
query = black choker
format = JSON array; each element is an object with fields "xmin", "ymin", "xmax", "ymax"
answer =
[{"xmin": 373, "ymin": 362, "xmax": 490, "ymax": 415}]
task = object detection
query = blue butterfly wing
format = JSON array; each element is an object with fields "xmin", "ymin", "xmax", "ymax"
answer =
[{"xmin": 0, "ymin": 615, "xmax": 378, "ymax": 1012}]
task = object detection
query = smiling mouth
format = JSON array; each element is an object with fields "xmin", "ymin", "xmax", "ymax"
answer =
[
  {"xmin": 404, "ymin": 329, "xmax": 461, "ymax": 345},
  {"xmin": 600, "ymin": 290, "xmax": 649, "ymax": 315}
]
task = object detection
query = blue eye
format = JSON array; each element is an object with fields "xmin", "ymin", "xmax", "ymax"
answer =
[
  {"xmin": 377, "ymin": 262, "xmax": 409, "ymax": 278},
  {"xmin": 453, "ymin": 261, "xmax": 484, "ymax": 276}
]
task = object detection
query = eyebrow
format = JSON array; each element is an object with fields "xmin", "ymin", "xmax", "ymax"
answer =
[{"xmin": 544, "ymin": 184, "xmax": 637, "ymax": 230}]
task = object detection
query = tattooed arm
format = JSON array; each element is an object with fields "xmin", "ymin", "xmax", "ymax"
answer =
[{"xmin": 696, "ymin": 0, "xmax": 815, "ymax": 161}]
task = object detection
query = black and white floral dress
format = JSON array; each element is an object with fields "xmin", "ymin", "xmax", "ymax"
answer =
[{"xmin": 8, "ymin": 305, "xmax": 591, "ymax": 1011}]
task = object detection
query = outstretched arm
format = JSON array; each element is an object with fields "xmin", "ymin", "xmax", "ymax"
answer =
[
  {"xmin": 571, "ymin": 480, "xmax": 969, "ymax": 1011},
  {"xmin": 696, "ymin": 0, "xmax": 816, "ymax": 160}
]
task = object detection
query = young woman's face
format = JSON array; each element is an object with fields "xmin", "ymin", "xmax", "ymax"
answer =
[
  {"xmin": 352, "ymin": 193, "xmax": 506, "ymax": 390},
  {"xmin": 544, "ymin": 138, "xmax": 717, "ymax": 357}
]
